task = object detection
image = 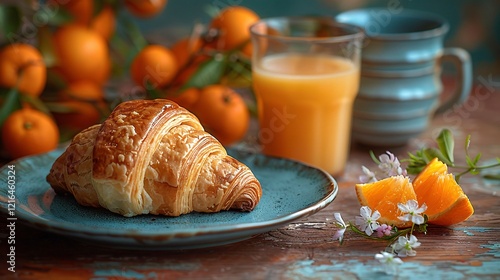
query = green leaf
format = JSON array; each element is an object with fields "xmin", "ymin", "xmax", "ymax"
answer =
[
  {"xmin": 483, "ymin": 174, "xmax": 500, "ymax": 180},
  {"xmin": 465, "ymin": 155, "xmax": 473, "ymax": 168},
  {"xmin": 473, "ymin": 153, "xmax": 482, "ymax": 165},
  {"xmin": 422, "ymin": 147, "xmax": 453, "ymax": 165},
  {"xmin": 406, "ymin": 167, "xmax": 422, "ymax": 175},
  {"xmin": 20, "ymin": 95, "xmax": 51, "ymax": 115},
  {"xmin": 416, "ymin": 217, "xmax": 428, "ymax": 233},
  {"xmin": 369, "ymin": 150, "xmax": 380, "ymax": 164},
  {"xmin": 0, "ymin": 5, "xmax": 22, "ymax": 37},
  {"xmin": 464, "ymin": 134, "xmax": 471, "ymax": 154},
  {"xmin": 436, "ymin": 129, "xmax": 455, "ymax": 165},
  {"xmin": 109, "ymin": 31, "xmax": 135, "ymax": 75},
  {"xmin": 45, "ymin": 69, "xmax": 68, "ymax": 91},
  {"xmin": 118, "ymin": 14, "xmax": 148, "ymax": 51},
  {"xmin": 38, "ymin": 26, "xmax": 57, "ymax": 67},
  {"xmin": 181, "ymin": 55, "xmax": 227, "ymax": 89},
  {"xmin": 223, "ymin": 57, "xmax": 252, "ymax": 87},
  {"xmin": 44, "ymin": 102, "xmax": 78, "ymax": 113},
  {"xmin": 93, "ymin": 0, "xmax": 105, "ymax": 17},
  {"xmin": 405, "ymin": 150, "xmax": 430, "ymax": 174},
  {"xmin": 0, "ymin": 87, "xmax": 21, "ymax": 127},
  {"xmin": 225, "ymin": 55, "xmax": 251, "ymax": 76},
  {"xmin": 470, "ymin": 169, "xmax": 480, "ymax": 175},
  {"xmin": 144, "ymin": 81, "xmax": 163, "ymax": 99}
]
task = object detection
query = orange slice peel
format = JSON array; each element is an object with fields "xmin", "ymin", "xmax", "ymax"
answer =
[{"xmin": 356, "ymin": 158, "xmax": 474, "ymax": 228}]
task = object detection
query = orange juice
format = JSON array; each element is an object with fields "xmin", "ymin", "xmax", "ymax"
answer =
[{"xmin": 252, "ymin": 53, "xmax": 360, "ymax": 175}]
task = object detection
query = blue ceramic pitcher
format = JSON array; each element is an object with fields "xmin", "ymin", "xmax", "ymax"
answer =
[{"xmin": 336, "ymin": 9, "xmax": 472, "ymax": 146}]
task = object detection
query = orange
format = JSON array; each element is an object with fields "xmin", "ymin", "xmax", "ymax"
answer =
[
  {"xmin": 170, "ymin": 55, "xmax": 210, "ymax": 88},
  {"xmin": 190, "ymin": 85, "xmax": 249, "ymax": 146},
  {"xmin": 424, "ymin": 194, "xmax": 474, "ymax": 226},
  {"xmin": 170, "ymin": 37, "xmax": 204, "ymax": 68},
  {"xmin": 355, "ymin": 158, "xmax": 475, "ymax": 228},
  {"xmin": 58, "ymin": 80, "xmax": 104, "ymax": 102},
  {"xmin": 1, "ymin": 108, "xmax": 59, "ymax": 159},
  {"xmin": 413, "ymin": 158, "xmax": 474, "ymax": 226},
  {"xmin": 355, "ymin": 175, "xmax": 417, "ymax": 228},
  {"xmin": 241, "ymin": 41, "xmax": 253, "ymax": 58},
  {"xmin": 57, "ymin": 0, "xmax": 116, "ymax": 40},
  {"xmin": 413, "ymin": 157, "xmax": 448, "ymax": 187},
  {"xmin": 52, "ymin": 24, "xmax": 110, "ymax": 85},
  {"xmin": 125, "ymin": 0, "xmax": 168, "ymax": 17},
  {"xmin": 90, "ymin": 5, "xmax": 116, "ymax": 40},
  {"xmin": 130, "ymin": 45, "xmax": 178, "ymax": 89},
  {"xmin": 56, "ymin": 0, "xmax": 93, "ymax": 25},
  {"xmin": 210, "ymin": 6, "xmax": 260, "ymax": 51},
  {"xmin": 53, "ymin": 81, "xmax": 106, "ymax": 131},
  {"xmin": 0, "ymin": 43, "xmax": 46, "ymax": 97},
  {"xmin": 165, "ymin": 87, "xmax": 200, "ymax": 111},
  {"xmin": 170, "ymin": 37, "xmax": 209, "ymax": 88}
]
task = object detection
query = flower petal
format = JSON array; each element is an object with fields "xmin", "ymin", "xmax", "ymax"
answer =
[
  {"xmin": 371, "ymin": 210, "xmax": 381, "ymax": 220},
  {"xmin": 416, "ymin": 203, "xmax": 428, "ymax": 213},
  {"xmin": 334, "ymin": 212, "xmax": 346, "ymax": 227},
  {"xmin": 408, "ymin": 235, "xmax": 421, "ymax": 247},
  {"xmin": 411, "ymin": 215, "xmax": 425, "ymax": 225},
  {"xmin": 398, "ymin": 214, "xmax": 411, "ymax": 222},
  {"xmin": 379, "ymin": 154, "xmax": 390, "ymax": 163},
  {"xmin": 355, "ymin": 216, "xmax": 366, "ymax": 229},
  {"xmin": 360, "ymin": 206, "xmax": 372, "ymax": 218},
  {"xmin": 333, "ymin": 228, "xmax": 346, "ymax": 242},
  {"xmin": 397, "ymin": 202, "xmax": 410, "ymax": 213},
  {"xmin": 407, "ymin": 199, "xmax": 419, "ymax": 209}
]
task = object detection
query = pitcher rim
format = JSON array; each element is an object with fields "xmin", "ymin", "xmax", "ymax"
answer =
[{"xmin": 335, "ymin": 8, "xmax": 450, "ymax": 41}]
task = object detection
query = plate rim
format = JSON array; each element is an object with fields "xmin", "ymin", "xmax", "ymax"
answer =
[{"xmin": 0, "ymin": 148, "xmax": 338, "ymax": 246}]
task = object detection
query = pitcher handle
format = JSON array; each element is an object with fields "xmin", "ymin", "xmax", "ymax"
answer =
[{"xmin": 435, "ymin": 48, "xmax": 473, "ymax": 114}]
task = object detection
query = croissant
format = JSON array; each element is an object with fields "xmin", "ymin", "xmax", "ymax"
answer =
[{"xmin": 46, "ymin": 99, "xmax": 262, "ymax": 217}]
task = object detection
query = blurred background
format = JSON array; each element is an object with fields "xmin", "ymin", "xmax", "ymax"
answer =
[
  {"xmin": 137, "ymin": 0, "xmax": 500, "ymax": 78},
  {"xmin": 0, "ymin": 0, "xmax": 498, "ymax": 161}
]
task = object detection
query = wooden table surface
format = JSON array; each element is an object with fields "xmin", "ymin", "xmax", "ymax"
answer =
[{"xmin": 1, "ymin": 84, "xmax": 499, "ymax": 279}]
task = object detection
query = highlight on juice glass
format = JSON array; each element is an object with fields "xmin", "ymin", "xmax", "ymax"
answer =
[{"xmin": 250, "ymin": 17, "xmax": 364, "ymax": 175}]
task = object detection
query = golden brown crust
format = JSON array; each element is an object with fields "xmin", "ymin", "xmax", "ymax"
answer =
[
  {"xmin": 46, "ymin": 99, "xmax": 262, "ymax": 217},
  {"xmin": 47, "ymin": 125, "xmax": 100, "ymax": 208}
]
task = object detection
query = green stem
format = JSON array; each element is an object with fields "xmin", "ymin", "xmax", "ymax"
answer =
[
  {"xmin": 370, "ymin": 150, "xmax": 381, "ymax": 164},
  {"xmin": 453, "ymin": 162, "xmax": 500, "ymax": 179},
  {"xmin": 451, "ymin": 162, "xmax": 500, "ymax": 170}
]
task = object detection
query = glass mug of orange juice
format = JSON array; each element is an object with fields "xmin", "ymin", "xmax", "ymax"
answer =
[{"xmin": 250, "ymin": 17, "xmax": 364, "ymax": 175}]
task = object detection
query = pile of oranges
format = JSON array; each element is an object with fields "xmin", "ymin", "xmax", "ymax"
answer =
[
  {"xmin": 0, "ymin": 1, "xmax": 259, "ymax": 160},
  {"xmin": 129, "ymin": 5, "xmax": 259, "ymax": 146}
]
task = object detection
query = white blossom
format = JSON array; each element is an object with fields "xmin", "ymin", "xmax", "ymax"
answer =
[
  {"xmin": 332, "ymin": 212, "xmax": 347, "ymax": 243},
  {"xmin": 398, "ymin": 200, "xmax": 428, "ymax": 225},
  {"xmin": 392, "ymin": 235, "xmax": 421, "ymax": 257},
  {"xmin": 375, "ymin": 251, "xmax": 403, "ymax": 275},
  {"xmin": 359, "ymin": 166, "xmax": 377, "ymax": 183},
  {"xmin": 355, "ymin": 206, "xmax": 380, "ymax": 236},
  {"xmin": 378, "ymin": 151, "xmax": 406, "ymax": 177}
]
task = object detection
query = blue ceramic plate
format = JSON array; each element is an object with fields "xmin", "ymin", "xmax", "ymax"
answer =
[{"xmin": 0, "ymin": 148, "xmax": 338, "ymax": 250}]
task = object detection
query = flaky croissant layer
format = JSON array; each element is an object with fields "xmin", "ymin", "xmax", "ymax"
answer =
[{"xmin": 47, "ymin": 99, "xmax": 262, "ymax": 217}]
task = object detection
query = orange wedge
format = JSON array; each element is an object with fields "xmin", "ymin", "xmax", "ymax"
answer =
[
  {"xmin": 413, "ymin": 157, "xmax": 448, "ymax": 187},
  {"xmin": 425, "ymin": 194, "xmax": 474, "ymax": 226},
  {"xmin": 413, "ymin": 158, "xmax": 474, "ymax": 226},
  {"xmin": 355, "ymin": 158, "xmax": 474, "ymax": 228},
  {"xmin": 355, "ymin": 175, "xmax": 417, "ymax": 228}
]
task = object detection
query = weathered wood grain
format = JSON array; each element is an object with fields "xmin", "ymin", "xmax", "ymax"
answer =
[{"xmin": 1, "ymin": 86, "xmax": 499, "ymax": 279}]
